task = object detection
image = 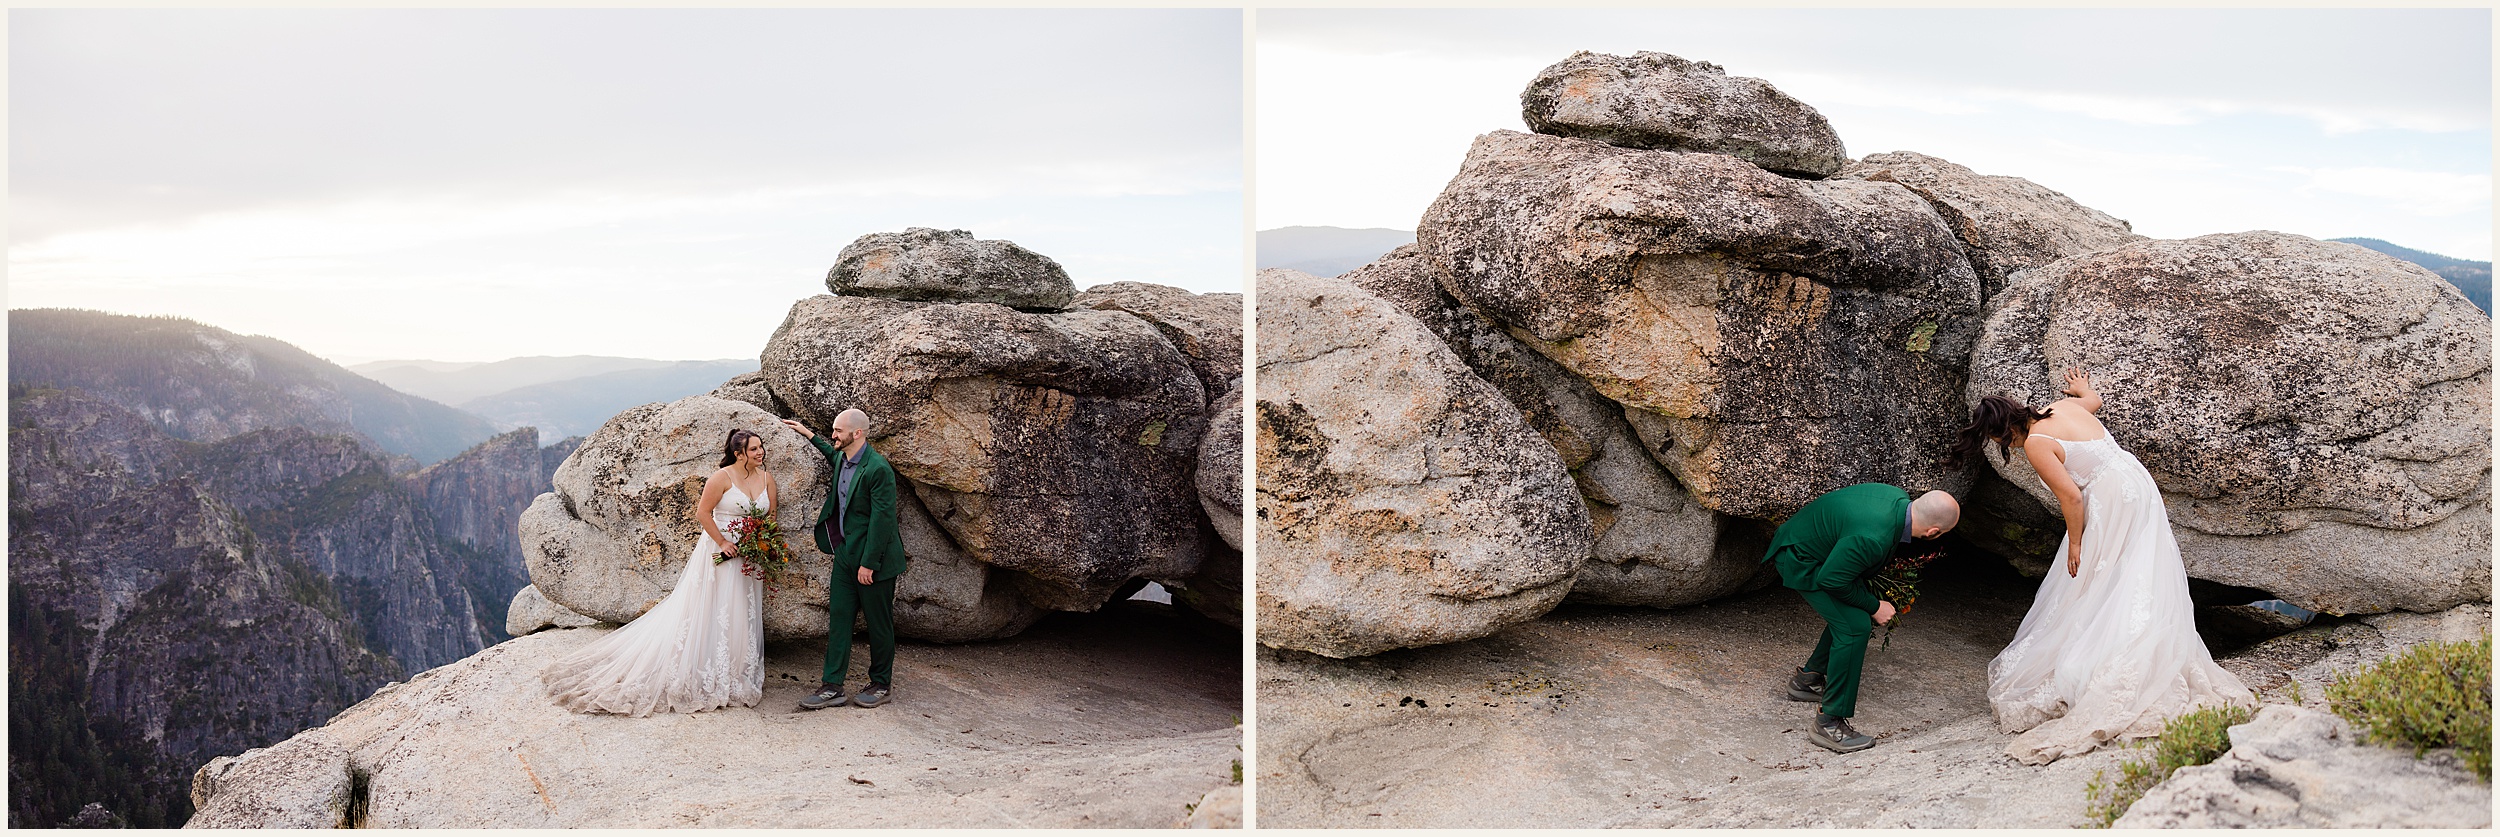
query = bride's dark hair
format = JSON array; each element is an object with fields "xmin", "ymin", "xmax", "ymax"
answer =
[
  {"xmin": 719, "ymin": 428, "xmax": 761, "ymax": 467},
  {"xmin": 1949, "ymin": 395, "xmax": 2053, "ymax": 470}
]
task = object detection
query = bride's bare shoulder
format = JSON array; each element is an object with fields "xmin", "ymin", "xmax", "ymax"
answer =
[{"xmin": 2035, "ymin": 405, "xmax": 2107, "ymax": 440}]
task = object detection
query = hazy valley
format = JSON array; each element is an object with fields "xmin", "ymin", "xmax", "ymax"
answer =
[{"xmin": 5, "ymin": 311, "xmax": 722, "ymax": 827}]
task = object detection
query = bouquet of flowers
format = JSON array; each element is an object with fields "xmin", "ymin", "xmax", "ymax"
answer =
[
  {"xmin": 1869, "ymin": 548, "xmax": 1943, "ymax": 651},
  {"xmin": 714, "ymin": 502, "xmax": 795, "ymax": 583}
]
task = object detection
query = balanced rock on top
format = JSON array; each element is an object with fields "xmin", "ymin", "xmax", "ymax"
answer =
[
  {"xmin": 1521, "ymin": 50, "xmax": 1849, "ymax": 178},
  {"xmin": 827, "ymin": 227, "xmax": 1078, "ymax": 312}
]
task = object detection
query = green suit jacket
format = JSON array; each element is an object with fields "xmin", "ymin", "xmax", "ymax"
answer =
[
  {"xmin": 1762, "ymin": 483, "xmax": 1909, "ymax": 614},
  {"xmin": 809, "ymin": 436, "xmax": 908, "ymax": 582}
]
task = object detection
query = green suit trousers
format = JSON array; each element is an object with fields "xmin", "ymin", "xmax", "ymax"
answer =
[
  {"xmin": 822, "ymin": 573, "xmax": 897, "ymax": 687},
  {"xmin": 1799, "ymin": 589, "xmax": 1872, "ymax": 719}
]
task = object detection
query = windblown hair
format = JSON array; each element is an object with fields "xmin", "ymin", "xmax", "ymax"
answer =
[
  {"xmin": 1949, "ymin": 395, "xmax": 2053, "ymax": 470},
  {"xmin": 719, "ymin": 428, "xmax": 762, "ymax": 467}
]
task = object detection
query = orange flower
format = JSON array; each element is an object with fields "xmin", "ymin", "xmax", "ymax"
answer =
[{"xmin": 1872, "ymin": 549, "xmax": 1943, "ymax": 651}]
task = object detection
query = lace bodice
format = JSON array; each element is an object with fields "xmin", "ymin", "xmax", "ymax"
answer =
[
  {"xmin": 2048, "ymin": 434, "xmax": 2118, "ymax": 490},
  {"xmin": 716, "ymin": 481, "xmax": 770, "ymax": 538},
  {"xmin": 2046, "ymin": 433, "xmax": 2155, "ymax": 515}
]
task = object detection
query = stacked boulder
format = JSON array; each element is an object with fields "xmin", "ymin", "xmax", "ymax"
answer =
[
  {"xmin": 1255, "ymin": 50, "xmax": 2493, "ymax": 657},
  {"xmin": 1519, "ymin": 51, "xmax": 1849, "ymax": 178},
  {"xmin": 1256, "ymin": 268, "xmax": 1592, "ymax": 657},
  {"xmin": 520, "ymin": 228, "xmax": 1243, "ymax": 642},
  {"xmin": 1342, "ymin": 245, "xmax": 1760, "ymax": 610}
]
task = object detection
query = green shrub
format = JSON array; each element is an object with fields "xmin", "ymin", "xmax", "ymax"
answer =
[
  {"xmin": 2326, "ymin": 633, "xmax": 2491, "ymax": 781},
  {"xmin": 2081, "ymin": 702, "xmax": 2255, "ymax": 827}
]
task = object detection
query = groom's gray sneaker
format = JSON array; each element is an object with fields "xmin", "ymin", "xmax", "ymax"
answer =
[
  {"xmin": 1786, "ymin": 667, "xmax": 1826, "ymax": 702},
  {"xmin": 799, "ymin": 684, "xmax": 849, "ymax": 710},
  {"xmin": 854, "ymin": 683, "xmax": 892, "ymax": 709},
  {"xmin": 1810, "ymin": 713, "xmax": 1875, "ymax": 753}
]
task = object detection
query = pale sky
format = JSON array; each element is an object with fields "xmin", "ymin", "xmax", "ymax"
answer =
[
  {"xmin": 1258, "ymin": 9, "xmax": 2493, "ymax": 262},
  {"xmin": 10, "ymin": 9, "xmax": 1244, "ymax": 363}
]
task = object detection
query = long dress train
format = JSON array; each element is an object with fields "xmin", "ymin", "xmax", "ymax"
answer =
[
  {"xmin": 1986, "ymin": 433, "xmax": 2254, "ymax": 764},
  {"xmin": 543, "ymin": 482, "xmax": 767, "ymax": 716}
]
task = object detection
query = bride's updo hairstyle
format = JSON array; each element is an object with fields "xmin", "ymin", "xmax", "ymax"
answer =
[
  {"xmin": 719, "ymin": 428, "xmax": 762, "ymax": 467},
  {"xmin": 1948, "ymin": 395, "xmax": 2053, "ymax": 470}
]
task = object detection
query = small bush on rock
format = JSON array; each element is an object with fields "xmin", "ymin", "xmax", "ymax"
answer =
[
  {"xmin": 2081, "ymin": 702, "xmax": 2254, "ymax": 827},
  {"xmin": 2326, "ymin": 633, "xmax": 2491, "ymax": 781}
]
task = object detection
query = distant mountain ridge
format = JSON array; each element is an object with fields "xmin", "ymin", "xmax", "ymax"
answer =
[
  {"xmin": 354, "ymin": 355, "xmax": 758, "ymax": 439},
  {"xmin": 351, "ymin": 356, "xmax": 727, "ymax": 406},
  {"xmin": 10, "ymin": 309, "xmax": 501, "ymax": 465},
  {"xmin": 2330, "ymin": 237, "xmax": 2491, "ymax": 313},
  {"xmin": 1257, "ymin": 226, "xmax": 1416, "ymax": 277},
  {"xmin": 457, "ymin": 360, "xmax": 759, "ymax": 439}
]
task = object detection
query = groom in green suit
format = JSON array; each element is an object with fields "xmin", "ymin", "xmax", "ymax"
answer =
[
  {"xmin": 1765, "ymin": 482, "xmax": 1959, "ymax": 753},
  {"xmin": 784, "ymin": 410, "xmax": 909, "ymax": 711}
]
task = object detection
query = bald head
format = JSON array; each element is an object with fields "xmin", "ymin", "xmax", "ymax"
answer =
[
  {"xmin": 1909, "ymin": 490, "xmax": 1960, "ymax": 539},
  {"xmin": 829, "ymin": 409, "xmax": 871, "ymax": 455}
]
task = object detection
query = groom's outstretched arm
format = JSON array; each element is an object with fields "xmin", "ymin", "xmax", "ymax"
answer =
[
  {"xmin": 784, "ymin": 419, "xmax": 842, "ymax": 464},
  {"xmin": 780, "ymin": 419, "xmax": 839, "ymax": 461}
]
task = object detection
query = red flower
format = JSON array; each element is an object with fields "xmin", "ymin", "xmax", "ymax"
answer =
[{"xmin": 1872, "ymin": 549, "xmax": 1943, "ymax": 651}]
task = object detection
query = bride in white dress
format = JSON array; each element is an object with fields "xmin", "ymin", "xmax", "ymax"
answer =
[
  {"xmin": 544, "ymin": 428, "xmax": 773, "ymax": 716},
  {"xmin": 1953, "ymin": 368, "xmax": 2254, "ymax": 764}
]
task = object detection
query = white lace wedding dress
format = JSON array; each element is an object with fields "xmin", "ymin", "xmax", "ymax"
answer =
[
  {"xmin": 543, "ymin": 482, "xmax": 767, "ymax": 716},
  {"xmin": 1986, "ymin": 432, "xmax": 2254, "ymax": 764}
]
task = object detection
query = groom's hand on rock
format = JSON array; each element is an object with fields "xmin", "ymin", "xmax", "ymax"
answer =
[
  {"xmin": 1874, "ymin": 600, "xmax": 1897, "ymax": 626},
  {"xmin": 780, "ymin": 418, "xmax": 813, "ymax": 439}
]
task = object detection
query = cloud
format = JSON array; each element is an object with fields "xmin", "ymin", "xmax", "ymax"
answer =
[
  {"xmin": 9, "ymin": 10, "xmax": 1246, "ymax": 362},
  {"xmin": 2272, "ymin": 166, "xmax": 2494, "ymax": 217},
  {"xmin": 7, "ymin": 184, "xmax": 1245, "ymax": 361},
  {"xmin": 1255, "ymin": 8, "xmax": 2490, "ymax": 264},
  {"xmin": 1262, "ymin": 8, "xmax": 2491, "ymax": 136},
  {"xmin": 1771, "ymin": 73, "xmax": 1993, "ymax": 118},
  {"xmin": 1788, "ymin": 73, "xmax": 2480, "ymax": 136},
  {"xmin": 10, "ymin": 157, "xmax": 1241, "ymax": 293},
  {"xmin": 10, "ymin": 9, "xmax": 1244, "ymax": 244}
]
